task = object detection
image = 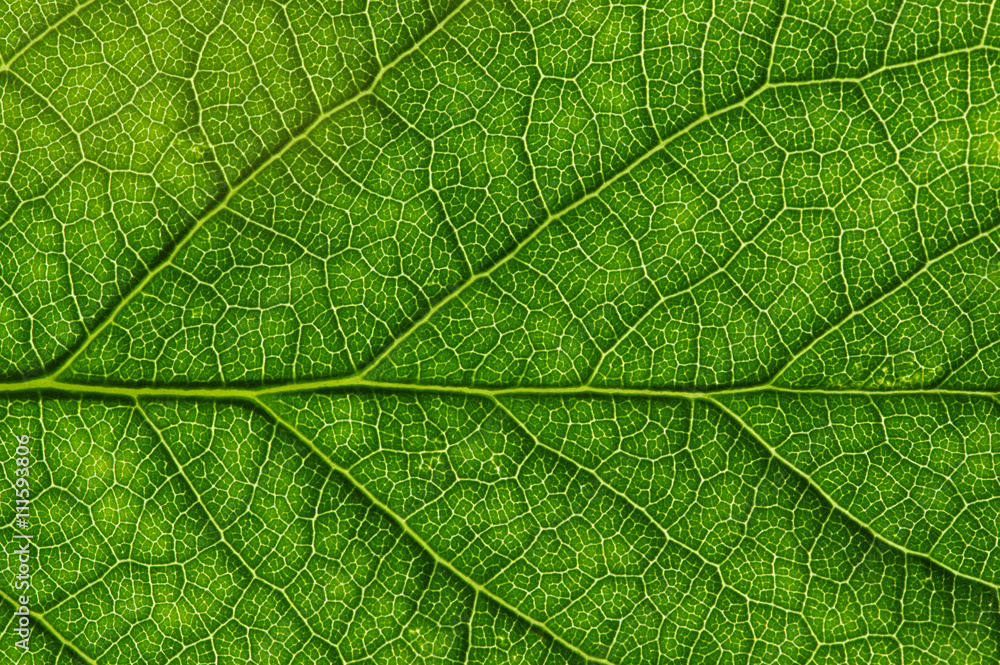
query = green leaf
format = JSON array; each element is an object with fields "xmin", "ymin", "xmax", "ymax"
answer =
[{"xmin": 2, "ymin": 0, "xmax": 999, "ymax": 663}]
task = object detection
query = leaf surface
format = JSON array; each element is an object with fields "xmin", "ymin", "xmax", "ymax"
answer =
[{"xmin": 1, "ymin": 0, "xmax": 999, "ymax": 663}]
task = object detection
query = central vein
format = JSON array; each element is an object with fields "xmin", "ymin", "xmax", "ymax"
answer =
[{"xmin": 0, "ymin": 375, "xmax": 995, "ymax": 401}]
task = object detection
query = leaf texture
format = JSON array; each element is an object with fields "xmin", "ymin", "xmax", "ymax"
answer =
[{"xmin": 1, "ymin": 0, "xmax": 1000, "ymax": 663}]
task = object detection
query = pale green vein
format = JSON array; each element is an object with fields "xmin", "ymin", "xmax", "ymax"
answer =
[
  {"xmin": 134, "ymin": 400, "xmax": 345, "ymax": 660},
  {"xmin": 43, "ymin": 0, "xmax": 478, "ymax": 382},
  {"xmin": 0, "ymin": 587, "xmax": 98, "ymax": 665},
  {"xmin": 767, "ymin": 223, "xmax": 1000, "ymax": 387},
  {"xmin": 491, "ymin": 395, "xmax": 821, "ymax": 642},
  {"xmin": 0, "ymin": 0, "xmax": 100, "ymax": 73},
  {"xmin": 462, "ymin": 590, "xmax": 477, "ymax": 665},
  {"xmin": 983, "ymin": 1, "xmax": 1000, "ymax": 47},
  {"xmin": 0, "ymin": 374, "xmax": 997, "ymax": 401},
  {"xmin": 253, "ymin": 396, "xmax": 615, "ymax": 665},
  {"xmin": 707, "ymin": 396, "xmax": 1000, "ymax": 592}
]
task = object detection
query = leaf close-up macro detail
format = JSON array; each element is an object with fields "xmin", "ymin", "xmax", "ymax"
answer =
[{"xmin": 2, "ymin": 0, "xmax": 1000, "ymax": 662}]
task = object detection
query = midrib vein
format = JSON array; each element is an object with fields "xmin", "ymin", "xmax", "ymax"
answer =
[{"xmin": 0, "ymin": 375, "xmax": 995, "ymax": 401}]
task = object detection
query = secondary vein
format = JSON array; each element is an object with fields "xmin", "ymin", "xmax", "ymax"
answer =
[{"xmin": 0, "ymin": 588, "xmax": 99, "ymax": 665}]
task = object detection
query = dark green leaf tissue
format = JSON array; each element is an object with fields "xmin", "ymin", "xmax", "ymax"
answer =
[{"xmin": 1, "ymin": 0, "xmax": 999, "ymax": 662}]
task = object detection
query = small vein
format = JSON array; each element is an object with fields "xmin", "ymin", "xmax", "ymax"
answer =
[
  {"xmin": 134, "ymin": 399, "xmax": 345, "ymax": 660},
  {"xmin": 0, "ymin": 0, "xmax": 101, "ymax": 73},
  {"xmin": 0, "ymin": 588, "xmax": 99, "ymax": 664},
  {"xmin": 767, "ymin": 220, "xmax": 1000, "ymax": 386},
  {"xmin": 708, "ymin": 395, "xmax": 1000, "ymax": 592},
  {"xmin": 253, "ymin": 396, "xmax": 618, "ymax": 665},
  {"xmin": 42, "ymin": 0, "xmax": 479, "ymax": 381},
  {"xmin": 359, "ymin": 45, "xmax": 998, "ymax": 383}
]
